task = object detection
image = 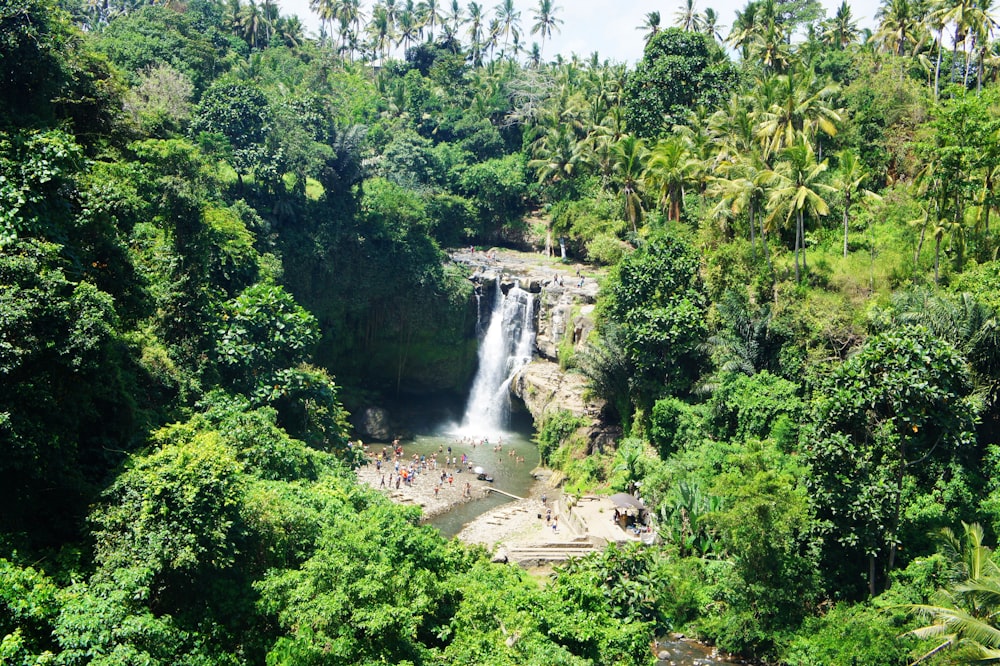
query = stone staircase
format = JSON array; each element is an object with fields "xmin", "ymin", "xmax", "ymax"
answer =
[{"xmin": 505, "ymin": 537, "xmax": 598, "ymax": 565}]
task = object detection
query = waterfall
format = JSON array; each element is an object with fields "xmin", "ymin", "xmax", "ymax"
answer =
[{"xmin": 459, "ymin": 281, "xmax": 536, "ymax": 435}]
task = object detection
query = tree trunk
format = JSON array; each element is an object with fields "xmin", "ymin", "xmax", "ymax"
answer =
[
  {"xmin": 794, "ymin": 211, "xmax": 802, "ymax": 283},
  {"xmin": 843, "ymin": 195, "xmax": 851, "ymax": 258},
  {"xmin": 799, "ymin": 210, "xmax": 807, "ymax": 278},
  {"xmin": 868, "ymin": 554, "xmax": 876, "ymax": 598},
  {"xmin": 759, "ymin": 210, "xmax": 773, "ymax": 272},
  {"xmin": 915, "ymin": 217, "xmax": 927, "ymax": 265},
  {"xmin": 749, "ymin": 206, "xmax": 757, "ymax": 258},
  {"xmin": 934, "ymin": 31, "xmax": 943, "ymax": 100},
  {"xmin": 935, "ymin": 234, "xmax": 942, "ymax": 285}
]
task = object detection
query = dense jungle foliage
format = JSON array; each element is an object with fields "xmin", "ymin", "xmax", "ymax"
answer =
[{"xmin": 6, "ymin": 0, "xmax": 1000, "ymax": 662}]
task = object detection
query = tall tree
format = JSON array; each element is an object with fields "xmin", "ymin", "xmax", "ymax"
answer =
[
  {"xmin": 834, "ymin": 148, "xmax": 880, "ymax": 257},
  {"xmin": 637, "ymin": 10, "xmax": 662, "ymax": 45},
  {"xmin": 493, "ymin": 0, "xmax": 521, "ymax": 59},
  {"xmin": 674, "ymin": 0, "xmax": 704, "ymax": 32},
  {"xmin": 809, "ymin": 326, "xmax": 976, "ymax": 598},
  {"xmin": 530, "ymin": 0, "xmax": 562, "ymax": 57},
  {"xmin": 766, "ymin": 139, "xmax": 833, "ymax": 282}
]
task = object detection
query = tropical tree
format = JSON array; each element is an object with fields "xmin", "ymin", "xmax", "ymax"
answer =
[
  {"xmin": 420, "ymin": 0, "xmax": 442, "ymax": 40},
  {"xmin": 823, "ymin": 0, "xmax": 859, "ymax": 48},
  {"xmin": 493, "ymin": 0, "xmax": 521, "ymax": 59},
  {"xmin": 766, "ymin": 139, "xmax": 834, "ymax": 282},
  {"xmin": 466, "ymin": 1, "xmax": 485, "ymax": 64},
  {"xmin": 711, "ymin": 153, "xmax": 771, "ymax": 262},
  {"xmin": 833, "ymin": 149, "xmax": 880, "ymax": 257},
  {"xmin": 637, "ymin": 10, "xmax": 662, "ymax": 46},
  {"xmin": 702, "ymin": 7, "xmax": 724, "ymax": 42},
  {"xmin": 645, "ymin": 136, "xmax": 695, "ymax": 222},
  {"xmin": 530, "ymin": 0, "xmax": 562, "ymax": 57},
  {"xmin": 728, "ymin": 0, "xmax": 762, "ymax": 59},
  {"xmin": 674, "ymin": 0, "xmax": 703, "ymax": 32},
  {"xmin": 875, "ymin": 0, "xmax": 928, "ymax": 56},
  {"xmin": 754, "ymin": 67, "xmax": 841, "ymax": 160},
  {"xmin": 905, "ymin": 523, "xmax": 1000, "ymax": 663},
  {"xmin": 808, "ymin": 326, "xmax": 976, "ymax": 597},
  {"xmin": 611, "ymin": 135, "xmax": 649, "ymax": 232}
]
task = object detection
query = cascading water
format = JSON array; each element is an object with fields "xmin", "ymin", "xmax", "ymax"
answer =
[{"xmin": 459, "ymin": 280, "xmax": 536, "ymax": 435}]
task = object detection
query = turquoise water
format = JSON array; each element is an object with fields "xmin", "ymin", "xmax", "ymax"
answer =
[{"xmin": 395, "ymin": 422, "xmax": 539, "ymax": 538}]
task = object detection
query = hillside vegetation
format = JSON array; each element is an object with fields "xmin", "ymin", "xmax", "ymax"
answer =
[{"xmin": 4, "ymin": 0, "xmax": 1000, "ymax": 663}]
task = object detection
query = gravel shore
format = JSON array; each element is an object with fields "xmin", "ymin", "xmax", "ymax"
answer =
[{"xmin": 356, "ymin": 461, "xmax": 563, "ymax": 550}]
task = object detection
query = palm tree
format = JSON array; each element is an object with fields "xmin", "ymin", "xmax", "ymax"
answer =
[
  {"xmin": 823, "ymin": 0, "xmax": 859, "ymax": 48},
  {"xmin": 728, "ymin": 0, "xmax": 762, "ymax": 60},
  {"xmin": 645, "ymin": 137, "xmax": 696, "ymax": 222},
  {"xmin": 754, "ymin": 68, "xmax": 842, "ymax": 161},
  {"xmin": 905, "ymin": 523, "xmax": 1000, "ymax": 664},
  {"xmin": 494, "ymin": 0, "xmax": 521, "ymax": 59},
  {"xmin": 931, "ymin": 0, "xmax": 973, "ymax": 84},
  {"xmin": 445, "ymin": 0, "xmax": 463, "ymax": 33},
  {"xmin": 396, "ymin": 5, "xmax": 420, "ymax": 51},
  {"xmin": 674, "ymin": 0, "xmax": 703, "ymax": 32},
  {"xmin": 711, "ymin": 154, "xmax": 771, "ymax": 263},
  {"xmin": 530, "ymin": 0, "xmax": 562, "ymax": 57},
  {"xmin": 637, "ymin": 10, "xmax": 662, "ymax": 46},
  {"xmin": 834, "ymin": 149, "xmax": 880, "ymax": 257},
  {"xmin": 240, "ymin": 0, "xmax": 267, "ymax": 49},
  {"xmin": 750, "ymin": 20, "xmax": 793, "ymax": 72},
  {"xmin": 611, "ymin": 135, "xmax": 649, "ymax": 233},
  {"xmin": 419, "ymin": 0, "xmax": 442, "ymax": 40},
  {"xmin": 966, "ymin": 0, "xmax": 1000, "ymax": 91},
  {"xmin": 368, "ymin": 4, "xmax": 394, "ymax": 62},
  {"xmin": 766, "ymin": 139, "xmax": 834, "ymax": 282},
  {"xmin": 702, "ymin": 7, "xmax": 725, "ymax": 42},
  {"xmin": 875, "ymin": 0, "xmax": 925, "ymax": 57},
  {"xmin": 466, "ymin": 2, "xmax": 485, "ymax": 64}
]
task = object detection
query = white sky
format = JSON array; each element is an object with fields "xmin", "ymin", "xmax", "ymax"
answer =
[{"xmin": 278, "ymin": 0, "xmax": 879, "ymax": 65}]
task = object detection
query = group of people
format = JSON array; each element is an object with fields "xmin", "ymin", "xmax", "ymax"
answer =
[{"xmin": 365, "ymin": 434, "xmax": 515, "ymax": 500}]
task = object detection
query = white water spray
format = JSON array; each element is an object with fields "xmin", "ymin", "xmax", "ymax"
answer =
[{"xmin": 459, "ymin": 281, "xmax": 536, "ymax": 435}]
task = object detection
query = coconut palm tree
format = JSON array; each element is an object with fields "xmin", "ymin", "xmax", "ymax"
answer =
[
  {"xmin": 750, "ymin": 20, "xmax": 793, "ymax": 72},
  {"xmin": 368, "ymin": 5, "xmax": 394, "ymax": 62},
  {"xmin": 766, "ymin": 139, "xmax": 834, "ymax": 282},
  {"xmin": 754, "ymin": 68, "xmax": 842, "ymax": 161},
  {"xmin": 530, "ymin": 0, "xmax": 562, "ymax": 57},
  {"xmin": 823, "ymin": 0, "xmax": 860, "ymax": 48},
  {"xmin": 637, "ymin": 10, "xmax": 662, "ymax": 46},
  {"xmin": 702, "ymin": 7, "xmax": 725, "ymax": 42},
  {"xmin": 466, "ymin": 2, "xmax": 485, "ymax": 64},
  {"xmin": 445, "ymin": 0, "xmax": 463, "ymax": 33},
  {"xmin": 966, "ymin": 0, "xmax": 1000, "ymax": 91},
  {"xmin": 674, "ymin": 0, "xmax": 704, "ymax": 32},
  {"xmin": 396, "ymin": 5, "xmax": 420, "ymax": 51},
  {"xmin": 494, "ymin": 0, "xmax": 521, "ymax": 59},
  {"xmin": 930, "ymin": 0, "xmax": 974, "ymax": 83},
  {"xmin": 645, "ymin": 137, "xmax": 696, "ymax": 222},
  {"xmin": 711, "ymin": 154, "xmax": 771, "ymax": 262},
  {"xmin": 876, "ymin": 0, "xmax": 925, "ymax": 57},
  {"xmin": 611, "ymin": 135, "xmax": 649, "ymax": 232},
  {"xmin": 834, "ymin": 149, "xmax": 881, "ymax": 257},
  {"xmin": 728, "ymin": 0, "xmax": 762, "ymax": 60},
  {"xmin": 419, "ymin": 0, "xmax": 442, "ymax": 40},
  {"xmin": 905, "ymin": 523, "xmax": 1000, "ymax": 664}
]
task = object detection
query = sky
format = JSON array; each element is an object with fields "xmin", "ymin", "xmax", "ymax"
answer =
[{"xmin": 278, "ymin": 0, "xmax": 880, "ymax": 66}]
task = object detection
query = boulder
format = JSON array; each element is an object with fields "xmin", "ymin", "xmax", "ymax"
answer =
[{"xmin": 352, "ymin": 406, "xmax": 392, "ymax": 441}]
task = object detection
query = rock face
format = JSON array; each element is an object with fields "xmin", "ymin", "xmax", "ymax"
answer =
[{"xmin": 352, "ymin": 406, "xmax": 392, "ymax": 441}]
